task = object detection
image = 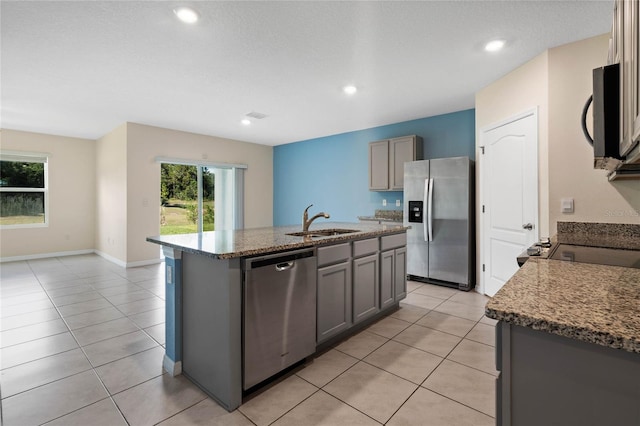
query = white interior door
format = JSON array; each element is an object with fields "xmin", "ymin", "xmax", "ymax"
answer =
[{"xmin": 481, "ymin": 110, "xmax": 538, "ymax": 297}]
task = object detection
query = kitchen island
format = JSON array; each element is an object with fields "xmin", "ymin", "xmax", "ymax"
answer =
[
  {"xmin": 147, "ymin": 222, "xmax": 408, "ymax": 411},
  {"xmin": 486, "ymin": 239, "xmax": 640, "ymax": 425}
]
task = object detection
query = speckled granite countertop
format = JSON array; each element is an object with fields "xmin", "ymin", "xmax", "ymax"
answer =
[
  {"xmin": 147, "ymin": 222, "xmax": 408, "ymax": 259},
  {"xmin": 358, "ymin": 209, "xmax": 403, "ymax": 223},
  {"xmin": 486, "ymin": 257, "xmax": 640, "ymax": 353}
]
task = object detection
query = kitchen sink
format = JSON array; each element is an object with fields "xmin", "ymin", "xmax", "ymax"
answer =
[{"xmin": 286, "ymin": 228, "xmax": 359, "ymax": 237}]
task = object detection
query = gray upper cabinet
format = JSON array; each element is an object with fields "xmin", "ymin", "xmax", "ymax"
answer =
[{"xmin": 369, "ymin": 135, "xmax": 423, "ymax": 191}]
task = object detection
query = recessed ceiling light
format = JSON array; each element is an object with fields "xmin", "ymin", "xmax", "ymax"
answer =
[
  {"xmin": 485, "ymin": 39, "xmax": 505, "ymax": 52},
  {"xmin": 174, "ymin": 7, "xmax": 199, "ymax": 24},
  {"xmin": 241, "ymin": 119, "xmax": 251, "ymax": 126},
  {"xmin": 343, "ymin": 85, "xmax": 357, "ymax": 95}
]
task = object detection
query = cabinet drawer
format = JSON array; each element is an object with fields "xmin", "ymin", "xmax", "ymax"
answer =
[
  {"xmin": 353, "ymin": 238, "xmax": 379, "ymax": 258},
  {"xmin": 317, "ymin": 243, "xmax": 351, "ymax": 267},
  {"xmin": 381, "ymin": 233, "xmax": 407, "ymax": 251}
]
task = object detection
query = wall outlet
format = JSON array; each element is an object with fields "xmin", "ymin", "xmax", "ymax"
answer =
[
  {"xmin": 382, "ymin": 199, "xmax": 387, "ymax": 206},
  {"xmin": 561, "ymin": 198, "xmax": 574, "ymax": 213},
  {"xmin": 396, "ymin": 200, "xmax": 401, "ymax": 207}
]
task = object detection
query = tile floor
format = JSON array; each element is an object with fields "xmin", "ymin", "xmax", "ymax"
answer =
[{"xmin": 0, "ymin": 254, "xmax": 496, "ymax": 425}]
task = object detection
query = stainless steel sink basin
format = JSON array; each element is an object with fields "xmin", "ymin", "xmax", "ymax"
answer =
[{"xmin": 286, "ymin": 228, "xmax": 359, "ymax": 237}]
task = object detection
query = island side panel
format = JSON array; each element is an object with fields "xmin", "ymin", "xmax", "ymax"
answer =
[
  {"xmin": 162, "ymin": 247, "xmax": 183, "ymax": 376},
  {"xmin": 181, "ymin": 251, "xmax": 242, "ymax": 412},
  {"xmin": 504, "ymin": 323, "xmax": 640, "ymax": 426}
]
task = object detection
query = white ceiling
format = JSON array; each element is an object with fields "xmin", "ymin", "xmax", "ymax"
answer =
[{"xmin": 1, "ymin": 1, "xmax": 613, "ymax": 146}]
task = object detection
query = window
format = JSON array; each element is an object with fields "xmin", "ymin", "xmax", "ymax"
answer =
[
  {"xmin": 157, "ymin": 157, "xmax": 245, "ymax": 235},
  {"xmin": 0, "ymin": 152, "xmax": 49, "ymax": 227}
]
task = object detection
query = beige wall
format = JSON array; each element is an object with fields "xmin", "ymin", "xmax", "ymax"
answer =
[
  {"xmin": 548, "ymin": 35, "xmax": 640, "ymax": 230},
  {"xmin": 125, "ymin": 123, "xmax": 274, "ymax": 264},
  {"xmin": 0, "ymin": 129, "xmax": 96, "ymax": 259},
  {"xmin": 95, "ymin": 123, "xmax": 128, "ymax": 262}
]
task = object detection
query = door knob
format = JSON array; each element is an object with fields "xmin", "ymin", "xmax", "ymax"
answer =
[{"xmin": 522, "ymin": 223, "xmax": 534, "ymax": 230}]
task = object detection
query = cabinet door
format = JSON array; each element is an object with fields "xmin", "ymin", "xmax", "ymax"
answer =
[
  {"xmin": 380, "ymin": 250, "xmax": 395, "ymax": 310},
  {"xmin": 317, "ymin": 261, "xmax": 352, "ymax": 344},
  {"xmin": 394, "ymin": 247, "xmax": 407, "ymax": 300},
  {"xmin": 369, "ymin": 140, "xmax": 389, "ymax": 190},
  {"xmin": 390, "ymin": 136, "xmax": 415, "ymax": 190},
  {"xmin": 352, "ymin": 253, "xmax": 380, "ymax": 324}
]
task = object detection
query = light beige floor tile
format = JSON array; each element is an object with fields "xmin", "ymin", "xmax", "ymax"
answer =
[
  {"xmin": 0, "ymin": 307, "xmax": 60, "ymax": 332},
  {"xmin": 422, "ymin": 359, "xmax": 496, "ymax": 417},
  {"xmin": 296, "ymin": 349, "xmax": 358, "ymax": 388},
  {"xmin": 116, "ymin": 296, "xmax": 165, "ymax": 315},
  {"xmin": 401, "ymin": 292, "xmax": 445, "ymax": 310},
  {"xmin": 0, "ymin": 332, "xmax": 79, "ymax": 369},
  {"xmin": 364, "ymin": 340, "xmax": 443, "ymax": 384},
  {"xmin": 1, "ymin": 348, "xmax": 92, "ymax": 397},
  {"xmin": 0, "ymin": 318, "xmax": 69, "ymax": 348},
  {"xmin": 366, "ymin": 315, "xmax": 411, "ymax": 338},
  {"xmin": 1, "ymin": 370, "xmax": 109, "ymax": 426},
  {"xmin": 334, "ymin": 330, "xmax": 388, "ymax": 359},
  {"xmin": 323, "ymin": 361, "xmax": 417, "ymax": 424},
  {"xmin": 416, "ymin": 310, "xmax": 476, "ymax": 337},
  {"xmin": 73, "ymin": 317, "xmax": 140, "ymax": 346},
  {"xmin": 392, "ymin": 324, "xmax": 462, "ymax": 357},
  {"xmin": 272, "ymin": 390, "xmax": 379, "ymax": 426},
  {"xmin": 466, "ymin": 322, "xmax": 496, "ymax": 347},
  {"xmin": 58, "ymin": 298, "xmax": 113, "ymax": 317},
  {"xmin": 1, "ymin": 298, "xmax": 55, "ymax": 317},
  {"xmin": 1, "ymin": 291, "xmax": 49, "ymax": 307},
  {"xmin": 406, "ymin": 281, "xmax": 423, "ymax": 292},
  {"xmin": 448, "ymin": 290, "xmax": 491, "ymax": 307},
  {"xmin": 104, "ymin": 289, "xmax": 156, "ymax": 305},
  {"xmin": 411, "ymin": 283, "xmax": 459, "ymax": 300},
  {"xmin": 389, "ymin": 304, "xmax": 429, "ymax": 323},
  {"xmin": 480, "ymin": 315, "xmax": 499, "ymax": 326},
  {"xmin": 95, "ymin": 346, "xmax": 165, "ymax": 394},
  {"xmin": 158, "ymin": 398, "xmax": 254, "ymax": 426},
  {"xmin": 433, "ymin": 299, "xmax": 486, "ymax": 321},
  {"xmin": 129, "ymin": 307, "xmax": 165, "ymax": 328},
  {"xmin": 239, "ymin": 375, "xmax": 317, "ymax": 426},
  {"xmin": 50, "ymin": 291, "xmax": 103, "ymax": 307},
  {"xmin": 145, "ymin": 323, "xmax": 166, "ymax": 345},
  {"xmin": 387, "ymin": 387, "xmax": 494, "ymax": 426},
  {"xmin": 96, "ymin": 284, "xmax": 143, "ymax": 297},
  {"xmin": 90, "ymin": 277, "xmax": 133, "ymax": 289},
  {"xmin": 113, "ymin": 374, "xmax": 207, "ymax": 426},
  {"xmin": 43, "ymin": 398, "xmax": 127, "ymax": 426},
  {"xmin": 83, "ymin": 330, "xmax": 158, "ymax": 367},
  {"xmin": 447, "ymin": 339, "xmax": 498, "ymax": 376},
  {"xmin": 46, "ymin": 284, "xmax": 95, "ymax": 298},
  {"xmin": 64, "ymin": 306, "xmax": 126, "ymax": 330}
]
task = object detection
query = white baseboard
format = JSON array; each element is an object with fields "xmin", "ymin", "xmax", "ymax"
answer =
[
  {"xmin": 163, "ymin": 355, "xmax": 182, "ymax": 377},
  {"xmin": 0, "ymin": 249, "xmax": 94, "ymax": 263},
  {"xmin": 1, "ymin": 249, "xmax": 163, "ymax": 269}
]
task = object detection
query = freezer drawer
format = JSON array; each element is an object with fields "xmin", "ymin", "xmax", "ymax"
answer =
[{"xmin": 243, "ymin": 249, "xmax": 317, "ymax": 390}]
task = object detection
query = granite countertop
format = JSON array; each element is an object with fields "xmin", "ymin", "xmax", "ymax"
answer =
[
  {"xmin": 358, "ymin": 209, "xmax": 403, "ymax": 223},
  {"xmin": 486, "ymin": 257, "xmax": 640, "ymax": 353},
  {"xmin": 147, "ymin": 222, "xmax": 408, "ymax": 259}
]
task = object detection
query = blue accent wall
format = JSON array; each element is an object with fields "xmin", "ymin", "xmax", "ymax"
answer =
[{"xmin": 273, "ymin": 109, "xmax": 475, "ymax": 226}]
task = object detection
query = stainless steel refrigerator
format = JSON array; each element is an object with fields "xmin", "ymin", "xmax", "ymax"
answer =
[{"xmin": 403, "ymin": 157, "xmax": 475, "ymax": 291}]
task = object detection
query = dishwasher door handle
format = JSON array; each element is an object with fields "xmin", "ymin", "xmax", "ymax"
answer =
[{"xmin": 275, "ymin": 262, "xmax": 294, "ymax": 272}]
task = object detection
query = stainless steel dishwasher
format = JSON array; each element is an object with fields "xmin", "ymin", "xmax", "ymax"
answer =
[{"xmin": 243, "ymin": 248, "xmax": 317, "ymax": 390}]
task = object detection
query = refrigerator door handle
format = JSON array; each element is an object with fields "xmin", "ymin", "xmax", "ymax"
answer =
[
  {"xmin": 423, "ymin": 178, "xmax": 429, "ymax": 242},
  {"xmin": 427, "ymin": 178, "xmax": 434, "ymax": 242}
]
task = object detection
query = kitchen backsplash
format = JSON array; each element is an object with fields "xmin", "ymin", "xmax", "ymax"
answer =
[
  {"xmin": 557, "ymin": 221, "xmax": 640, "ymax": 250},
  {"xmin": 375, "ymin": 209, "xmax": 403, "ymax": 221}
]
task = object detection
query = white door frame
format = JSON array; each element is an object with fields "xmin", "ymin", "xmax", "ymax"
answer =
[{"xmin": 478, "ymin": 107, "xmax": 539, "ymax": 295}]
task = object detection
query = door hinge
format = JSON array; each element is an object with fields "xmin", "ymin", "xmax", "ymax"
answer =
[
  {"xmin": 482, "ymin": 205, "xmax": 485, "ymax": 213},
  {"xmin": 482, "ymin": 264, "xmax": 485, "ymax": 272},
  {"xmin": 480, "ymin": 146, "xmax": 485, "ymax": 154}
]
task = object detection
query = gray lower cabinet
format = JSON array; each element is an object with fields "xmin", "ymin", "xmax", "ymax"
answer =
[
  {"xmin": 394, "ymin": 247, "xmax": 407, "ymax": 300},
  {"xmin": 496, "ymin": 321, "xmax": 640, "ymax": 426},
  {"xmin": 317, "ymin": 243, "xmax": 353, "ymax": 344},
  {"xmin": 352, "ymin": 253, "xmax": 380, "ymax": 324}
]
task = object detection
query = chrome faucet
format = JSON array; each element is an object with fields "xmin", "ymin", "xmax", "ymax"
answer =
[{"xmin": 302, "ymin": 204, "xmax": 330, "ymax": 232}]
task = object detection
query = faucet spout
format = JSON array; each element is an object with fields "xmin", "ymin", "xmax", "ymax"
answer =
[{"xmin": 302, "ymin": 204, "xmax": 330, "ymax": 232}]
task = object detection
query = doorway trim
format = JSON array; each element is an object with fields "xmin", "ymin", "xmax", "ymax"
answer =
[{"xmin": 478, "ymin": 107, "xmax": 539, "ymax": 295}]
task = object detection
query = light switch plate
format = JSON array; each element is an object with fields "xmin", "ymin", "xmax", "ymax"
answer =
[
  {"xmin": 382, "ymin": 199, "xmax": 387, "ymax": 206},
  {"xmin": 561, "ymin": 198, "xmax": 574, "ymax": 213}
]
